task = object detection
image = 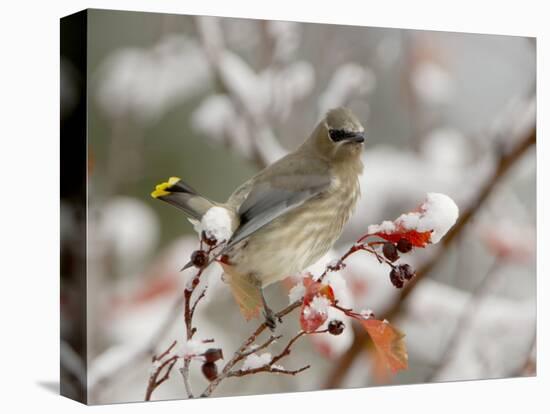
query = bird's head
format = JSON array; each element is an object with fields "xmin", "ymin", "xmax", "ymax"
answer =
[{"xmin": 309, "ymin": 107, "xmax": 366, "ymax": 162}]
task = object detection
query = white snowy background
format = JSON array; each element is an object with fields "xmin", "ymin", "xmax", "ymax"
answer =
[{"xmin": 60, "ymin": 9, "xmax": 536, "ymax": 404}]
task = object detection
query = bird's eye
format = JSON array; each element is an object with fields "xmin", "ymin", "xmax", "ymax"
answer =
[{"xmin": 329, "ymin": 129, "xmax": 354, "ymax": 142}]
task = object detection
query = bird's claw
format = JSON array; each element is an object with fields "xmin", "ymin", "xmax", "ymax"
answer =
[{"xmin": 263, "ymin": 308, "xmax": 277, "ymax": 331}]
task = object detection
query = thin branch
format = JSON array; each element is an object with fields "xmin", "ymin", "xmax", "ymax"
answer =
[
  {"xmin": 228, "ymin": 365, "xmax": 311, "ymax": 377},
  {"xmin": 179, "ymin": 360, "xmax": 194, "ymax": 399},
  {"xmin": 91, "ymin": 294, "xmax": 182, "ymax": 396},
  {"xmin": 237, "ymin": 335, "xmax": 283, "ymax": 360},
  {"xmin": 199, "ymin": 299, "xmax": 303, "ymax": 397},
  {"xmin": 318, "ymin": 242, "xmax": 395, "ymax": 283},
  {"xmin": 154, "ymin": 340, "xmax": 177, "ymax": 362},
  {"xmin": 227, "ymin": 330, "xmax": 327, "ymax": 378},
  {"xmin": 191, "ymin": 287, "xmax": 208, "ymax": 318},
  {"xmin": 144, "ymin": 341, "xmax": 180, "ymax": 401},
  {"xmin": 179, "ymin": 245, "xmax": 217, "ymax": 399},
  {"xmin": 145, "ymin": 243, "xmax": 217, "ymax": 401}
]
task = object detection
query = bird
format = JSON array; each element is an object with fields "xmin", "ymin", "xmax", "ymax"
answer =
[{"xmin": 151, "ymin": 107, "xmax": 365, "ymax": 330}]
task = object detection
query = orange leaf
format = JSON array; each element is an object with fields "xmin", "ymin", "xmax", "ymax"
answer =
[
  {"xmin": 361, "ymin": 319, "xmax": 408, "ymax": 373},
  {"xmin": 302, "ymin": 277, "xmax": 335, "ymax": 305},
  {"xmin": 373, "ymin": 229, "xmax": 432, "ymax": 248}
]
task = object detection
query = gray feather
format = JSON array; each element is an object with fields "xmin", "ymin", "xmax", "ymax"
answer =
[{"xmin": 225, "ymin": 172, "xmax": 330, "ymax": 249}]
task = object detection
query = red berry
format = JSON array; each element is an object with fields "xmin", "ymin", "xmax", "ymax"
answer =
[
  {"xmin": 201, "ymin": 231, "xmax": 217, "ymax": 246},
  {"xmin": 202, "ymin": 361, "xmax": 218, "ymax": 381},
  {"xmin": 389, "ymin": 268, "xmax": 404, "ymax": 288},
  {"xmin": 328, "ymin": 320, "xmax": 345, "ymax": 335},
  {"xmin": 382, "ymin": 243, "xmax": 399, "ymax": 262},
  {"xmin": 203, "ymin": 348, "xmax": 223, "ymax": 363},
  {"xmin": 191, "ymin": 250, "xmax": 208, "ymax": 268},
  {"xmin": 396, "ymin": 238, "xmax": 413, "ymax": 253}
]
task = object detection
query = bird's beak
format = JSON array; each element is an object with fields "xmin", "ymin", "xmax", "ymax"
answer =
[{"xmin": 345, "ymin": 132, "xmax": 365, "ymax": 144}]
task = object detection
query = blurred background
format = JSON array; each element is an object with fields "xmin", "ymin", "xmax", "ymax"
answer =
[{"xmin": 60, "ymin": 9, "xmax": 536, "ymax": 404}]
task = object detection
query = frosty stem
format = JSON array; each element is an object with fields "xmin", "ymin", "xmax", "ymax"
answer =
[
  {"xmin": 317, "ymin": 238, "xmax": 396, "ymax": 283},
  {"xmin": 144, "ymin": 340, "xmax": 178, "ymax": 401},
  {"xmin": 200, "ymin": 298, "xmax": 303, "ymax": 397},
  {"xmin": 179, "ymin": 241, "xmax": 216, "ymax": 398}
]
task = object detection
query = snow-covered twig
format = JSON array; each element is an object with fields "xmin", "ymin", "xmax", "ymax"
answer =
[
  {"xmin": 227, "ymin": 330, "xmax": 327, "ymax": 378},
  {"xmin": 237, "ymin": 334, "xmax": 282, "ymax": 359},
  {"xmin": 199, "ymin": 298, "xmax": 304, "ymax": 397},
  {"xmin": 144, "ymin": 340, "xmax": 179, "ymax": 401},
  {"xmin": 179, "ymin": 241, "xmax": 219, "ymax": 398},
  {"xmin": 90, "ymin": 295, "xmax": 182, "ymax": 397}
]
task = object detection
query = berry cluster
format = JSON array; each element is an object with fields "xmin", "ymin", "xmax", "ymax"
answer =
[
  {"xmin": 381, "ymin": 238, "xmax": 413, "ymax": 263},
  {"xmin": 201, "ymin": 348, "xmax": 224, "ymax": 381},
  {"xmin": 379, "ymin": 238, "xmax": 415, "ymax": 288}
]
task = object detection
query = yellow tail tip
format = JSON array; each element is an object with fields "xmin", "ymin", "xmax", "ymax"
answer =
[{"xmin": 151, "ymin": 176, "xmax": 181, "ymax": 199}]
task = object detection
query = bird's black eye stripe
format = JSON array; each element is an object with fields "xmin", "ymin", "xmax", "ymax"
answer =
[{"xmin": 329, "ymin": 129, "xmax": 356, "ymax": 142}]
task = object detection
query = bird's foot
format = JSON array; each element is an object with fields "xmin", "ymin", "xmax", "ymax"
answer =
[{"xmin": 263, "ymin": 307, "xmax": 277, "ymax": 331}]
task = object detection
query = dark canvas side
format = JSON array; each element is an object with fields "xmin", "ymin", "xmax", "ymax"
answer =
[{"xmin": 60, "ymin": 9, "xmax": 88, "ymax": 405}]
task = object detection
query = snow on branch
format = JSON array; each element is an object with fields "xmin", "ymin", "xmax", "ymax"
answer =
[{"xmin": 366, "ymin": 192, "xmax": 459, "ymax": 246}]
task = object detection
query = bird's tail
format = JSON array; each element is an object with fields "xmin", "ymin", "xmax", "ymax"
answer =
[{"xmin": 151, "ymin": 176, "xmax": 214, "ymax": 221}]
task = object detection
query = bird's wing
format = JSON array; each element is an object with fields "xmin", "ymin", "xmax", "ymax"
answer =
[{"xmin": 224, "ymin": 158, "xmax": 331, "ymax": 250}]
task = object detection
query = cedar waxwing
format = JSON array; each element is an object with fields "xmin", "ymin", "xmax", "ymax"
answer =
[{"xmin": 152, "ymin": 107, "xmax": 365, "ymax": 329}]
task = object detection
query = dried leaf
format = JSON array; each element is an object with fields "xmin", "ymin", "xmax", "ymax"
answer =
[{"xmin": 361, "ymin": 319, "xmax": 408, "ymax": 373}]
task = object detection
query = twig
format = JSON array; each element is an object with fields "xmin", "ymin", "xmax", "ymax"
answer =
[
  {"xmin": 144, "ymin": 243, "xmax": 216, "ymax": 401},
  {"xmin": 155, "ymin": 340, "xmax": 178, "ymax": 361},
  {"xmin": 333, "ymin": 303, "xmax": 374, "ymax": 320},
  {"xmin": 217, "ymin": 330, "xmax": 326, "ymax": 383},
  {"xmin": 237, "ymin": 335, "xmax": 283, "ymax": 359},
  {"xmin": 144, "ymin": 340, "xmax": 179, "ymax": 401},
  {"xmin": 200, "ymin": 299, "xmax": 303, "ymax": 397},
  {"xmin": 318, "ymin": 241, "xmax": 395, "ymax": 283},
  {"xmin": 228, "ymin": 365, "xmax": 311, "ymax": 377},
  {"xmin": 323, "ymin": 123, "xmax": 536, "ymax": 389},
  {"xmin": 90, "ymin": 295, "xmax": 182, "ymax": 397},
  {"xmin": 180, "ymin": 360, "xmax": 194, "ymax": 399},
  {"xmin": 179, "ymin": 245, "xmax": 216, "ymax": 399}
]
